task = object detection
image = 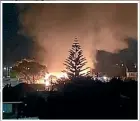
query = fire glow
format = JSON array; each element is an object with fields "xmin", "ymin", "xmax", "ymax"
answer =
[
  {"xmin": 19, "ymin": 4, "xmax": 137, "ymax": 74},
  {"xmin": 38, "ymin": 68, "xmax": 90, "ymax": 86},
  {"xmin": 44, "ymin": 72, "xmax": 68, "ymax": 86}
]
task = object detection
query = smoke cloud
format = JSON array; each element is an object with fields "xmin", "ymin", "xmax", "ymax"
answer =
[{"xmin": 18, "ymin": 3, "xmax": 137, "ymax": 72}]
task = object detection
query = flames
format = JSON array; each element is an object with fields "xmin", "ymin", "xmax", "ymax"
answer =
[
  {"xmin": 44, "ymin": 72, "xmax": 68, "ymax": 86},
  {"xmin": 38, "ymin": 69, "xmax": 90, "ymax": 86}
]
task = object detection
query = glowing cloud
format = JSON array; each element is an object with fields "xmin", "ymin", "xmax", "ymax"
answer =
[{"xmin": 18, "ymin": 3, "xmax": 137, "ymax": 72}]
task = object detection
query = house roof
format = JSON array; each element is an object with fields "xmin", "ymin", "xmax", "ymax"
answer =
[
  {"xmin": 28, "ymin": 84, "xmax": 45, "ymax": 91},
  {"xmin": 3, "ymin": 83, "xmax": 45, "ymax": 102},
  {"xmin": 127, "ymin": 67, "xmax": 137, "ymax": 72},
  {"xmin": 3, "ymin": 102, "xmax": 23, "ymax": 104}
]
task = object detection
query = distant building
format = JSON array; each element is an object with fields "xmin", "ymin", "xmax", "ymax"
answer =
[
  {"xmin": 3, "ymin": 66, "xmax": 12, "ymax": 77},
  {"xmin": 126, "ymin": 67, "xmax": 137, "ymax": 80}
]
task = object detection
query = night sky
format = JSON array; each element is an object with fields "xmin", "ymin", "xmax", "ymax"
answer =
[
  {"xmin": 3, "ymin": 4, "xmax": 33, "ymax": 66},
  {"xmin": 3, "ymin": 3, "xmax": 137, "ymax": 73}
]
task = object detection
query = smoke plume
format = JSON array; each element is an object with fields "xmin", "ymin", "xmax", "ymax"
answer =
[{"xmin": 18, "ymin": 3, "xmax": 137, "ymax": 72}]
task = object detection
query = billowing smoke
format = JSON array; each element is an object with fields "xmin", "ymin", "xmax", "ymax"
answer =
[{"xmin": 18, "ymin": 3, "xmax": 137, "ymax": 72}]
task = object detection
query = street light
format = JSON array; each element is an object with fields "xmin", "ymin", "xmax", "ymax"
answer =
[
  {"xmin": 121, "ymin": 63, "xmax": 128, "ymax": 71},
  {"xmin": 3, "ymin": 67, "xmax": 6, "ymax": 70}
]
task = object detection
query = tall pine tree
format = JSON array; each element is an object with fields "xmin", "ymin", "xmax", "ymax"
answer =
[{"xmin": 64, "ymin": 38, "xmax": 90, "ymax": 79}]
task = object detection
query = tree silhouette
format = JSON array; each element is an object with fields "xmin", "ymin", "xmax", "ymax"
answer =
[
  {"xmin": 12, "ymin": 59, "xmax": 48, "ymax": 84},
  {"xmin": 64, "ymin": 38, "xmax": 90, "ymax": 79}
]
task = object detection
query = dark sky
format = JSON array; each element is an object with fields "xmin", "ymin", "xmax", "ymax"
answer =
[
  {"xmin": 3, "ymin": 3, "xmax": 33, "ymax": 66},
  {"xmin": 3, "ymin": 3, "xmax": 137, "ymax": 72}
]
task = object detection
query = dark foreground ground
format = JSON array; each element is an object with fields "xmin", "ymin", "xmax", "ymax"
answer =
[{"xmin": 3, "ymin": 78, "xmax": 137, "ymax": 119}]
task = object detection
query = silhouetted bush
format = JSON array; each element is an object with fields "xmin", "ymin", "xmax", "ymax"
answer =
[
  {"xmin": 3, "ymin": 78, "xmax": 137, "ymax": 119},
  {"xmin": 37, "ymin": 78, "xmax": 137, "ymax": 119}
]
